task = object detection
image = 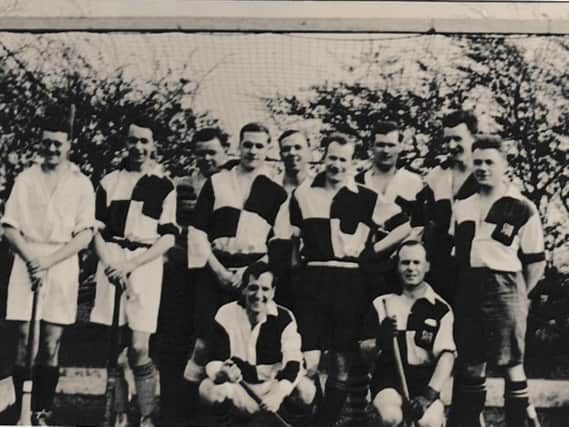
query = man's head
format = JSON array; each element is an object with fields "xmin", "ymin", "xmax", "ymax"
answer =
[
  {"xmin": 40, "ymin": 114, "xmax": 70, "ymax": 169},
  {"xmin": 278, "ymin": 130, "xmax": 311, "ymax": 176},
  {"xmin": 442, "ymin": 111, "xmax": 478, "ymax": 170},
  {"xmin": 370, "ymin": 121, "xmax": 401, "ymax": 171},
  {"xmin": 239, "ymin": 122, "xmax": 271, "ymax": 171},
  {"xmin": 193, "ymin": 127, "xmax": 229, "ymax": 177},
  {"xmin": 321, "ymin": 133, "xmax": 355, "ymax": 185},
  {"xmin": 396, "ymin": 240, "xmax": 430, "ymax": 289},
  {"xmin": 472, "ymin": 135, "xmax": 508, "ymax": 188},
  {"xmin": 126, "ymin": 119, "xmax": 156, "ymax": 168},
  {"xmin": 241, "ymin": 261, "xmax": 276, "ymax": 316}
]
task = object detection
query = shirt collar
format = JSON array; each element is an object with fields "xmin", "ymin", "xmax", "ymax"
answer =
[
  {"xmin": 236, "ymin": 299, "xmax": 279, "ymax": 317},
  {"xmin": 310, "ymin": 171, "xmax": 359, "ymax": 193}
]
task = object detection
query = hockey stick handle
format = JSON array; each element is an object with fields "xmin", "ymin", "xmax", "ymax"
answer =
[
  {"xmin": 18, "ymin": 281, "xmax": 41, "ymax": 425},
  {"xmin": 382, "ymin": 299, "xmax": 420, "ymax": 427},
  {"xmin": 238, "ymin": 380, "xmax": 291, "ymax": 427}
]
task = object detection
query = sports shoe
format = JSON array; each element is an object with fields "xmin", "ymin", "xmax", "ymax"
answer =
[
  {"xmin": 114, "ymin": 412, "xmax": 128, "ymax": 427},
  {"xmin": 527, "ymin": 405, "xmax": 541, "ymax": 427},
  {"xmin": 140, "ymin": 415, "xmax": 155, "ymax": 427},
  {"xmin": 31, "ymin": 410, "xmax": 52, "ymax": 426}
]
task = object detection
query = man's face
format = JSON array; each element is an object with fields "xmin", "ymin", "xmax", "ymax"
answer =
[
  {"xmin": 372, "ymin": 130, "xmax": 401, "ymax": 170},
  {"xmin": 195, "ymin": 138, "xmax": 227, "ymax": 177},
  {"xmin": 324, "ymin": 141, "xmax": 354, "ymax": 185},
  {"xmin": 472, "ymin": 148, "xmax": 507, "ymax": 188},
  {"xmin": 398, "ymin": 244, "xmax": 429, "ymax": 289},
  {"xmin": 239, "ymin": 131, "xmax": 270, "ymax": 171},
  {"xmin": 42, "ymin": 130, "xmax": 70, "ymax": 168},
  {"xmin": 443, "ymin": 123, "xmax": 474, "ymax": 169},
  {"xmin": 126, "ymin": 124, "xmax": 155, "ymax": 167},
  {"xmin": 244, "ymin": 272, "xmax": 275, "ymax": 315},
  {"xmin": 279, "ymin": 132, "xmax": 311, "ymax": 175}
]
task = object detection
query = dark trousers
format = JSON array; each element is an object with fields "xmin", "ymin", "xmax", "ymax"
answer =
[{"xmin": 156, "ymin": 258, "xmax": 195, "ymax": 423}]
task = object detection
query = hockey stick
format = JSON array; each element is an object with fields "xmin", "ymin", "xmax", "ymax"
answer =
[
  {"xmin": 17, "ymin": 278, "xmax": 41, "ymax": 425},
  {"xmin": 102, "ymin": 277, "xmax": 124, "ymax": 427},
  {"xmin": 238, "ymin": 380, "xmax": 291, "ymax": 427},
  {"xmin": 381, "ymin": 299, "xmax": 419, "ymax": 427}
]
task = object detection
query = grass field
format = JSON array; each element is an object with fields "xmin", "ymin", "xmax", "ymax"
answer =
[{"xmin": 1, "ymin": 394, "xmax": 568, "ymax": 427}]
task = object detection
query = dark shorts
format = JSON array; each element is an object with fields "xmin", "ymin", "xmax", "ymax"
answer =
[
  {"xmin": 455, "ymin": 268, "xmax": 528, "ymax": 367},
  {"xmin": 371, "ymin": 364, "xmax": 432, "ymax": 398},
  {"xmin": 294, "ymin": 266, "xmax": 366, "ymax": 352}
]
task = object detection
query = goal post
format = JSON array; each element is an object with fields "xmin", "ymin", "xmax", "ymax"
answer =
[{"xmin": 0, "ymin": 1, "xmax": 568, "ymax": 34}]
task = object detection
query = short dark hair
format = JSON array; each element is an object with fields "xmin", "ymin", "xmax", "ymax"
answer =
[
  {"xmin": 241, "ymin": 261, "xmax": 275, "ymax": 289},
  {"xmin": 278, "ymin": 129, "xmax": 310, "ymax": 147},
  {"xmin": 442, "ymin": 111, "xmax": 478, "ymax": 135},
  {"xmin": 40, "ymin": 106, "xmax": 69, "ymax": 135},
  {"xmin": 129, "ymin": 116, "xmax": 157, "ymax": 139},
  {"xmin": 472, "ymin": 134, "xmax": 504, "ymax": 154},
  {"xmin": 395, "ymin": 239, "xmax": 429, "ymax": 263},
  {"xmin": 371, "ymin": 120, "xmax": 399, "ymax": 137},
  {"xmin": 240, "ymin": 122, "xmax": 271, "ymax": 144},
  {"xmin": 193, "ymin": 127, "xmax": 229, "ymax": 148},
  {"xmin": 320, "ymin": 132, "xmax": 354, "ymax": 153}
]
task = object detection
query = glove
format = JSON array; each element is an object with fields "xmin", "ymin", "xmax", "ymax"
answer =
[
  {"xmin": 375, "ymin": 316, "xmax": 397, "ymax": 348},
  {"xmin": 405, "ymin": 385, "xmax": 440, "ymax": 422}
]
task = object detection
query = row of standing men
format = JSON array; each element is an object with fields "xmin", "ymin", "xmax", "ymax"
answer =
[{"xmin": 1, "ymin": 110, "xmax": 545, "ymax": 426}]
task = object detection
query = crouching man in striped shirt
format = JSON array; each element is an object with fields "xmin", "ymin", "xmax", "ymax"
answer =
[
  {"xmin": 199, "ymin": 261, "xmax": 316, "ymax": 426},
  {"xmin": 360, "ymin": 240, "xmax": 456, "ymax": 427}
]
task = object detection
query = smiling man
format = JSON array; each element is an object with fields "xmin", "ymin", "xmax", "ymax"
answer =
[
  {"xmin": 451, "ymin": 135, "xmax": 544, "ymax": 427},
  {"xmin": 2, "ymin": 108, "xmax": 95, "ymax": 425},
  {"xmin": 184, "ymin": 122, "xmax": 288, "ymax": 409},
  {"xmin": 359, "ymin": 240, "xmax": 455, "ymax": 427},
  {"xmin": 274, "ymin": 133, "xmax": 410, "ymax": 426},
  {"xmin": 277, "ymin": 129, "xmax": 313, "ymax": 195},
  {"xmin": 90, "ymin": 117, "xmax": 178, "ymax": 427},
  {"xmin": 415, "ymin": 111, "xmax": 480, "ymax": 305},
  {"xmin": 198, "ymin": 261, "xmax": 315, "ymax": 425}
]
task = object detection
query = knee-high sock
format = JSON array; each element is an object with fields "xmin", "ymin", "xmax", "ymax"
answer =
[
  {"xmin": 453, "ymin": 375, "xmax": 487, "ymax": 427},
  {"xmin": 504, "ymin": 380, "xmax": 531, "ymax": 427},
  {"xmin": 447, "ymin": 371, "xmax": 462, "ymax": 427},
  {"xmin": 133, "ymin": 362, "xmax": 157, "ymax": 418},
  {"xmin": 11, "ymin": 365, "xmax": 26, "ymax": 417},
  {"xmin": 31, "ymin": 366, "xmax": 59, "ymax": 412},
  {"xmin": 318, "ymin": 378, "xmax": 348, "ymax": 426}
]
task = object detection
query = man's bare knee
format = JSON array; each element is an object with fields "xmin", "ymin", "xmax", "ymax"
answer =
[
  {"xmin": 373, "ymin": 389, "xmax": 403, "ymax": 427},
  {"xmin": 303, "ymin": 350, "xmax": 321, "ymax": 378},
  {"xmin": 128, "ymin": 337, "xmax": 150, "ymax": 365},
  {"xmin": 294, "ymin": 376, "xmax": 316, "ymax": 405},
  {"xmin": 504, "ymin": 363, "xmax": 526, "ymax": 382},
  {"xmin": 463, "ymin": 363, "xmax": 486, "ymax": 378}
]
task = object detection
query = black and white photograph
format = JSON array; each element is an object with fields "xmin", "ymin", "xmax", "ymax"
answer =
[{"xmin": 0, "ymin": 1, "xmax": 568, "ymax": 426}]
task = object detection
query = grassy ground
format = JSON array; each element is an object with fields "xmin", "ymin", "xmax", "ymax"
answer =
[{"xmin": 1, "ymin": 394, "xmax": 568, "ymax": 427}]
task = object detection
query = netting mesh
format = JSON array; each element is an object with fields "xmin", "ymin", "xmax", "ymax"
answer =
[{"xmin": 0, "ymin": 32, "xmax": 562, "ymax": 140}]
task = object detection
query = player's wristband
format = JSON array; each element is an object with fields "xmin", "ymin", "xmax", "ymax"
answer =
[{"xmin": 422, "ymin": 385, "xmax": 440, "ymax": 403}]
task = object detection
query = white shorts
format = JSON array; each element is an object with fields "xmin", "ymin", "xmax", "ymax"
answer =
[
  {"xmin": 6, "ymin": 242, "xmax": 79, "ymax": 325},
  {"xmin": 90, "ymin": 242, "xmax": 164, "ymax": 334}
]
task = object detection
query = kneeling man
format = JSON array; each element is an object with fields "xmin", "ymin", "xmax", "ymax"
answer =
[
  {"xmin": 199, "ymin": 261, "xmax": 315, "ymax": 425},
  {"xmin": 360, "ymin": 240, "xmax": 456, "ymax": 427}
]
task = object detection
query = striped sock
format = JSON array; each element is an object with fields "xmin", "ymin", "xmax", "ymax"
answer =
[
  {"xmin": 455, "ymin": 376, "xmax": 487, "ymax": 427},
  {"xmin": 133, "ymin": 362, "xmax": 156, "ymax": 418},
  {"xmin": 505, "ymin": 380, "xmax": 529, "ymax": 427}
]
